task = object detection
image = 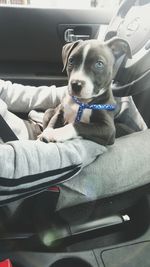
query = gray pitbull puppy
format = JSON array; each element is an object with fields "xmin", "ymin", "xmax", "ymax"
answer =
[{"xmin": 39, "ymin": 37, "xmax": 131, "ymax": 145}]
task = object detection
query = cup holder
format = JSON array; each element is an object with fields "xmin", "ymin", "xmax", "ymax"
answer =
[{"xmin": 50, "ymin": 257, "xmax": 92, "ymax": 267}]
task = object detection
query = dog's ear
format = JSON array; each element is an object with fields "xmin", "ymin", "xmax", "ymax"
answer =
[
  {"xmin": 106, "ymin": 37, "xmax": 132, "ymax": 59},
  {"xmin": 62, "ymin": 41, "xmax": 82, "ymax": 71}
]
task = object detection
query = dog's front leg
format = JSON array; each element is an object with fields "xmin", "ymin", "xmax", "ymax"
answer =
[
  {"xmin": 39, "ymin": 121, "xmax": 115, "ymax": 144},
  {"xmin": 38, "ymin": 104, "xmax": 65, "ymax": 142},
  {"xmin": 42, "ymin": 108, "xmax": 55, "ymax": 129},
  {"xmin": 39, "ymin": 123, "xmax": 78, "ymax": 143}
]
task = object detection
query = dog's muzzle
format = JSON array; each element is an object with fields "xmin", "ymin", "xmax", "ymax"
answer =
[{"xmin": 70, "ymin": 80, "xmax": 85, "ymax": 94}]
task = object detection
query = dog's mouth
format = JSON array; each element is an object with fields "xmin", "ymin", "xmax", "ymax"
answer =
[
  {"xmin": 68, "ymin": 87, "xmax": 92, "ymax": 102},
  {"xmin": 68, "ymin": 82, "xmax": 106, "ymax": 102}
]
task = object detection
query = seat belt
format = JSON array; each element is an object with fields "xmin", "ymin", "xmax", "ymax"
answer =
[{"xmin": 0, "ymin": 115, "xmax": 18, "ymax": 142}]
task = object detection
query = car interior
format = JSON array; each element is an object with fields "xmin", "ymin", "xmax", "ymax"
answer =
[{"xmin": 0, "ymin": 0, "xmax": 150, "ymax": 266}]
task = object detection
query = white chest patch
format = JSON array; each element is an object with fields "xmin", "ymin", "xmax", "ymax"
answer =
[{"xmin": 62, "ymin": 95, "xmax": 92, "ymax": 124}]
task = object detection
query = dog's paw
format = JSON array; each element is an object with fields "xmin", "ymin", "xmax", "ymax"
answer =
[
  {"xmin": 38, "ymin": 128, "xmax": 56, "ymax": 143},
  {"xmin": 38, "ymin": 124, "xmax": 78, "ymax": 143}
]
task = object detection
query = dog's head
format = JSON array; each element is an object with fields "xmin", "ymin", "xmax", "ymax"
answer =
[{"xmin": 62, "ymin": 37, "xmax": 131, "ymax": 100}]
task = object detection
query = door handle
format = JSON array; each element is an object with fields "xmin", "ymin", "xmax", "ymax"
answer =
[{"xmin": 64, "ymin": 28, "xmax": 90, "ymax": 42}]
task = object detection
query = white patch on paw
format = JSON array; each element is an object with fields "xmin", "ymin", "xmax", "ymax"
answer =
[
  {"xmin": 38, "ymin": 124, "xmax": 78, "ymax": 142},
  {"xmin": 53, "ymin": 124, "xmax": 78, "ymax": 142},
  {"xmin": 38, "ymin": 128, "xmax": 55, "ymax": 142}
]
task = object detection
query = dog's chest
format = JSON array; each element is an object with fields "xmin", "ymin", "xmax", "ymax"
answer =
[{"xmin": 62, "ymin": 96, "xmax": 92, "ymax": 124}]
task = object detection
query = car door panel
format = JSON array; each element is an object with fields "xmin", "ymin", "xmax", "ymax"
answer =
[{"xmin": 0, "ymin": 6, "xmax": 113, "ymax": 86}]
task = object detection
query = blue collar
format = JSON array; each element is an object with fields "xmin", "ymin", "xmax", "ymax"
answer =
[{"xmin": 72, "ymin": 96, "xmax": 116, "ymax": 122}]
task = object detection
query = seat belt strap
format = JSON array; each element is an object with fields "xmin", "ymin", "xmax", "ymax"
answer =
[{"xmin": 0, "ymin": 115, "xmax": 18, "ymax": 142}]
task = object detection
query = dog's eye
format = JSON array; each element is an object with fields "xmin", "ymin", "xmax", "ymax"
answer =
[
  {"xmin": 68, "ymin": 57, "xmax": 74, "ymax": 65},
  {"xmin": 95, "ymin": 60, "xmax": 104, "ymax": 69}
]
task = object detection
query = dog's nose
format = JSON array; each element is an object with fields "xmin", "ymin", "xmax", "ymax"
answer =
[{"xmin": 71, "ymin": 80, "xmax": 85, "ymax": 93}]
